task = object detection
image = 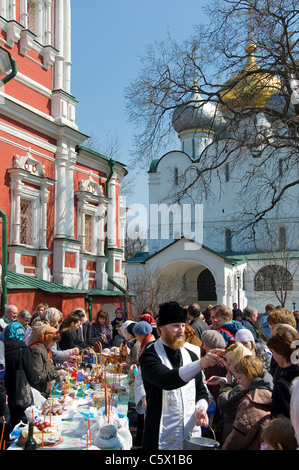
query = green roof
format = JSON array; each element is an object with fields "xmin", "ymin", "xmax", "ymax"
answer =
[
  {"xmin": 7, "ymin": 271, "xmax": 83, "ymax": 293},
  {"xmin": 6, "ymin": 271, "xmax": 127, "ymax": 296},
  {"xmin": 224, "ymin": 250, "xmax": 299, "ymax": 264}
]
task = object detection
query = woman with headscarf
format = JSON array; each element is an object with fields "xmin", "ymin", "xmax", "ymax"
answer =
[
  {"xmin": 38, "ymin": 308, "xmax": 80, "ymax": 365},
  {"xmin": 111, "ymin": 307, "xmax": 127, "ymax": 339},
  {"xmin": 4, "ymin": 322, "xmax": 39, "ymax": 428},
  {"xmin": 28, "ymin": 324, "xmax": 68, "ymax": 398}
]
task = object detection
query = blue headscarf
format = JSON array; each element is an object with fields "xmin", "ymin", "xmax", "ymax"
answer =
[{"xmin": 4, "ymin": 321, "xmax": 25, "ymax": 341}]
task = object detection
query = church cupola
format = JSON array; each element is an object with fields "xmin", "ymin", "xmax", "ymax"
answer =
[{"xmin": 172, "ymin": 79, "xmax": 223, "ymax": 159}]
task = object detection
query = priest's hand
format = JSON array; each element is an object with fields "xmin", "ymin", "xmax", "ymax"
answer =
[
  {"xmin": 195, "ymin": 407, "xmax": 209, "ymax": 427},
  {"xmin": 200, "ymin": 351, "xmax": 218, "ymax": 368}
]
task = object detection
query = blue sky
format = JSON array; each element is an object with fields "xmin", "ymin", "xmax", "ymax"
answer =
[{"xmin": 71, "ymin": 0, "xmax": 210, "ymax": 210}]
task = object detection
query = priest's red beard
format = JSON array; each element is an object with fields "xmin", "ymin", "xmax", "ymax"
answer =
[{"xmin": 163, "ymin": 330, "xmax": 186, "ymax": 350}]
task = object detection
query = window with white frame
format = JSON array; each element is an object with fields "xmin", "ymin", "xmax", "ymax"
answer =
[
  {"xmin": 20, "ymin": 197, "xmax": 34, "ymax": 245},
  {"xmin": 8, "ymin": 151, "xmax": 53, "ymax": 249},
  {"xmin": 75, "ymin": 175, "xmax": 107, "ymax": 257},
  {"xmin": 84, "ymin": 213, "xmax": 93, "ymax": 253},
  {"xmin": 27, "ymin": 0, "xmax": 52, "ymax": 45}
]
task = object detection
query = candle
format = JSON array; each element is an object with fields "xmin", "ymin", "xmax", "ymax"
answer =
[
  {"xmin": 105, "ymin": 384, "xmax": 108, "ymax": 417},
  {"xmin": 42, "ymin": 412, "xmax": 45, "ymax": 450},
  {"xmin": 88, "ymin": 418, "xmax": 92, "ymax": 446},
  {"xmin": 0, "ymin": 419, "xmax": 5, "ymax": 450}
]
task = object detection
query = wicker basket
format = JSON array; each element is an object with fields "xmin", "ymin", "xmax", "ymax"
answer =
[{"xmin": 79, "ymin": 346, "xmax": 102, "ymax": 368}]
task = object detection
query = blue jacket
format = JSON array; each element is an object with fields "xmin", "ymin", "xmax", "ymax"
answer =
[
  {"xmin": 219, "ymin": 320, "xmax": 245, "ymax": 347},
  {"xmin": 259, "ymin": 313, "xmax": 271, "ymax": 339}
]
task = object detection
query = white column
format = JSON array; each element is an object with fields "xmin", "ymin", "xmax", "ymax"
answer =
[
  {"xmin": 107, "ymin": 173, "xmax": 117, "ymax": 248},
  {"xmin": 55, "ymin": 146, "xmax": 68, "ymax": 237},
  {"xmin": 40, "ymin": 183, "xmax": 50, "ymax": 249},
  {"xmin": 97, "ymin": 205, "xmax": 106, "ymax": 256},
  {"xmin": 20, "ymin": 0, "xmax": 28, "ymax": 27},
  {"xmin": 45, "ymin": 0, "xmax": 52, "ymax": 45},
  {"xmin": 216, "ymin": 284, "xmax": 226, "ymax": 305},
  {"xmin": 65, "ymin": 148, "xmax": 76, "ymax": 238},
  {"xmin": 10, "ymin": 0, "xmax": 16, "ymax": 20},
  {"xmin": 11, "ymin": 182, "xmax": 21, "ymax": 245},
  {"xmin": 54, "ymin": 0, "xmax": 64, "ymax": 90},
  {"xmin": 63, "ymin": 0, "xmax": 72, "ymax": 94}
]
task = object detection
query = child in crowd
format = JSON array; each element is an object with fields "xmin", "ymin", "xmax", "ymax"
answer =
[
  {"xmin": 222, "ymin": 356, "xmax": 272, "ymax": 450},
  {"xmin": 260, "ymin": 417, "xmax": 298, "ymax": 450}
]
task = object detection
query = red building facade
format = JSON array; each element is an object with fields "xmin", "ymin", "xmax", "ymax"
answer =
[{"xmin": 0, "ymin": 0, "xmax": 130, "ymax": 319}]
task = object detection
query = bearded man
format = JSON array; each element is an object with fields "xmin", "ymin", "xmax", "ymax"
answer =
[{"xmin": 139, "ymin": 301, "xmax": 218, "ymax": 451}]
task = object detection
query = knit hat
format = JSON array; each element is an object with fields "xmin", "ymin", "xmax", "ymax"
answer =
[
  {"xmin": 156, "ymin": 301, "xmax": 187, "ymax": 327},
  {"xmin": 201, "ymin": 329, "xmax": 226, "ymax": 349},
  {"xmin": 140, "ymin": 313, "xmax": 157, "ymax": 328},
  {"xmin": 235, "ymin": 328, "xmax": 255, "ymax": 343},
  {"xmin": 133, "ymin": 321, "xmax": 152, "ymax": 336}
]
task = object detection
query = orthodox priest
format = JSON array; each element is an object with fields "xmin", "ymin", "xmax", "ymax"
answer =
[{"xmin": 139, "ymin": 301, "xmax": 218, "ymax": 451}]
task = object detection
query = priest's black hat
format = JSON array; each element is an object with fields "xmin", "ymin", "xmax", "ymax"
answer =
[{"xmin": 156, "ymin": 301, "xmax": 187, "ymax": 326}]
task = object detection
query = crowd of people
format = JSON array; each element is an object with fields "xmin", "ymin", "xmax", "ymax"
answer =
[{"xmin": 0, "ymin": 299, "xmax": 299, "ymax": 452}]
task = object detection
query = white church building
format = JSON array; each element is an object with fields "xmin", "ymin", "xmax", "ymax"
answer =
[{"xmin": 126, "ymin": 42, "xmax": 299, "ymax": 313}]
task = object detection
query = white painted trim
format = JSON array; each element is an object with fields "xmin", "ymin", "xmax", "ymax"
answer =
[
  {"xmin": 14, "ymin": 71, "xmax": 52, "ymax": 98},
  {"xmin": 0, "ymin": 122, "xmax": 57, "ymax": 156},
  {"xmin": 0, "ymin": 90, "xmax": 54, "ymax": 122}
]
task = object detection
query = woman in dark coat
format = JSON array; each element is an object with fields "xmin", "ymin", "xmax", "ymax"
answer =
[
  {"xmin": 58, "ymin": 313, "xmax": 82, "ymax": 351},
  {"xmin": 4, "ymin": 322, "xmax": 39, "ymax": 428},
  {"xmin": 90, "ymin": 309, "xmax": 113, "ymax": 349},
  {"xmin": 29, "ymin": 324, "xmax": 68, "ymax": 397},
  {"xmin": 267, "ymin": 327, "xmax": 299, "ymax": 418},
  {"xmin": 72, "ymin": 308, "xmax": 92, "ymax": 348},
  {"xmin": 111, "ymin": 307, "xmax": 127, "ymax": 340}
]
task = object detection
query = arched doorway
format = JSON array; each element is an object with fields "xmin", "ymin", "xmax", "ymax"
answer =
[{"xmin": 197, "ymin": 269, "xmax": 217, "ymax": 302}]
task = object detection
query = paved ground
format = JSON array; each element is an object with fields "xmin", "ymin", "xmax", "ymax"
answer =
[{"xmin": 127, "ymin": 406, "xmax": 143, "ymax": 450}]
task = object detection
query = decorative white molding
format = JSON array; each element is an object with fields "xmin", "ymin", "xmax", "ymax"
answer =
[
  {"xmin": 13, "ymin": 148, "xmax": 45, "ymax": 177},
  {"xmin": 51, "ymin": 89, "xmax": 78, "ymax": 129},
  {"xmin": 78, "ymin": 173, "xmax": 104, "ymax": 197},
  {"xmin": 43, "ymin": 45, "xmax": 58, "ymax": 70},
  {"xmin": 20, "ymin": 29, "xmax": 36, "ymax": 55},
  {"xmin": 6, "ymin": 20, "xmax": 22, "ymax": 47}
]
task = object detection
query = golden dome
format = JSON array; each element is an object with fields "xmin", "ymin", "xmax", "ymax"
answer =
[{"xmin": 218, "ymin": 41, "xmax": 281, "ymax": 114}]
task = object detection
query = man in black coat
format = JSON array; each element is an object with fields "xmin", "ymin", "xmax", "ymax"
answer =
[
  {"xmin": 187, "ymin": 303, "xmax": 209, "ymax": 340},
  {"xmin": 241, "ymin": 306, "xmax": 259, "ymax": 342}
]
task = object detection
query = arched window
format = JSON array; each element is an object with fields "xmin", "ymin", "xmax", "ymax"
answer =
[
  {"xmin": 225, "ymin": 228, "xmax": 232, "ymax": 252},
  {"xmin": 279, "ymin": 226, "xmax": 287, "ymax": 250},
  {"xmin": 174, "ymin": 167, "xmax": 179, "ymax": 185},
  {"xmin": 254, "ymin": 266, "xmax": 293, "ymax": 292},
  {"xmin": 182, "ymin": 274, "xmax": 187, "ymax": 290},
  {"xmin": 225, "ymin": 163, "xmax": 230, "ymax": 182},
  {"xmin": 192, "ymin": 139, "xmax": 195, "ymax": 158},
  {"xmin": 242, "ymin": 270, "xmax": 246, "ymax": 291},
  {"xmin": 197, "ymin": 269, "xmax": 217, "ymax": 301}
]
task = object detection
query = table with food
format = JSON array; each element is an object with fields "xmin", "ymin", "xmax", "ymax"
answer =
[{"xmin": 8, "ymin": 344, "xmax": 135, "ymax": 451}]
